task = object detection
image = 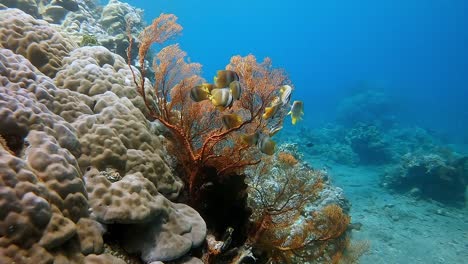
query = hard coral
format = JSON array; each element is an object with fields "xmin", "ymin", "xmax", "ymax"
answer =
[
  {"xmin": 345, "ymin": 122, "xmax": 391, "ymax": 164},
  {"xmin": 383, "ymin": 152, "xmax": 468, "ymax": 205},
  {"xmin": 0, "ymin": 8, "xmax": 76, "ymax": 78},
  {"xmin": 84, "ymin": 168, "xmax": 170, "ymax": 224},
  {"xmin": 0, "ymin": 48, "xmax": 123, "ymax": 263}
]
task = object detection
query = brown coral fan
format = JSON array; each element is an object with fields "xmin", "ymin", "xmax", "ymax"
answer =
[
  {"xmin": 129, "ymin": 19, "xmax": 291, "ymax": 200},
  {"xmin": 238, "ymin": 157, "xmax": 351, "ymax": 263}
]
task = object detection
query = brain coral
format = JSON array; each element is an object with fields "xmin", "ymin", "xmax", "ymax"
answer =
[{"xmin": 0, "ymin": 8, "xmax": 77, "ymax": 78}]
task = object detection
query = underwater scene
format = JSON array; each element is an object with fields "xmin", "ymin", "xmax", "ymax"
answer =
[{"xmin": 0, "ymin": 0, "xmax": 466, "ymax": 263}]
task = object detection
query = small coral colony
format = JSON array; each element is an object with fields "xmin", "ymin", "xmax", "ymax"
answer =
[{"xmin": 190, "ymin": 70, "xmax": 303, "ymax": 155}]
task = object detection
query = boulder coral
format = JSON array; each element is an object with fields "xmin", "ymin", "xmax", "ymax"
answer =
[
  {"xmin": 0, "ymin": 48, "xmax": 121, "ymax": 263},
  {"xmin": 54, "ymin": 45, "xmax": 152, "ymax": 117},
  {"xmin": 0, "ymin": 8, "xmax": 77, "ymax": 78},
  {"xmin": 0, "ymin": 10, "xmax": 203, "ymax": 262}
]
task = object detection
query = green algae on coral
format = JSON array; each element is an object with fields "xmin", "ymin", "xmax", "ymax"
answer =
[{"xmin": 80, "ymin": 34, "xmax": 99, "ymax": 47}]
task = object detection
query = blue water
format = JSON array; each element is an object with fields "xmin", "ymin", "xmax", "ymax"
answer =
[{"xmin": 121, "ymin": 0, "xmax": 468, "ymax": 143}]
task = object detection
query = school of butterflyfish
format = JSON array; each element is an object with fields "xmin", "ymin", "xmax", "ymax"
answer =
[{"xmin": 189, "ymin": 70, "xmax": 304, "ymax": 155}]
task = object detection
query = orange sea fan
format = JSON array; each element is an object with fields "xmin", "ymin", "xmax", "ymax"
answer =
[
  {"xmin": 277, "ymin": 152, "xmax": 298, "ymax": 167},
  {"xmin": 138, "ymin": 14, "xmax": 182, "ymax": 68}
]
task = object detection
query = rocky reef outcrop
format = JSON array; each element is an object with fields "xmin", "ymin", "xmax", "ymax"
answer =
[{"xmin": 382, "ymin": 151, "xmax": 468, "ymax": 205}]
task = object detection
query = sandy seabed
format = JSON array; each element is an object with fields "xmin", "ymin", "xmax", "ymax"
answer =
[{"xmin": 306, "ymin": 154, "xmax": 468, "ymax": 264}]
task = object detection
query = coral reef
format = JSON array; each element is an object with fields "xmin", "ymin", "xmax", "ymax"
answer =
[
  {"xmin": 345, "ymin": 122, "xmax": 391, "ymax": 164},
  {"xmin": 295, "ymin": 124, "xmax": 360, "ymax": 166},
  {"xmin": 0, "ymin": 0, "xmax": 145, "ymax": 59},
  {"xmin": 0, "ymin": 48, "xmax": 119, "ymax": 263},
  {"xmin": 336, "ymin": 84, "xmax": 396, "ymax": 128},
  {"xmin": 98, "ymin": 0, "xmax": 144, "ymax": 59},
  {"xmin": 0, "ymin": 3, "xmax": 354, "ymax": 264},
  {"xmin": 227, "ymin": 154, "xmax": 351, "ymax": 263},
  {"xmin": 0, "ymin": 8, "xmax": 77, "ymax": 78},
  {"xmin": 383, "ymin": 126, "xmax": 441, "ymax": 158},
  {"xmin": 0, "ymin": 12, "xmax": 197, "ymax": 261},
  {"xmin": 382, "ymin": 151, "xmax": 468, "ymax": 205},
  {"xmin": 55, "ymin": 46, "xmax": 151, "ymax": 116},
  {"xmin": 0, "ymin": 0, "xmax": 40, "ymax": 17},
  {"xmin": 294, "ymin": 123, "xmax": 444, "ymax": 166},
  {"xmin": 85, "ymin": 168, "xmax": 206, "ymax": 262}
]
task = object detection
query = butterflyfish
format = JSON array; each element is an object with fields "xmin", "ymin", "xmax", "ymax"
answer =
[
  {"xmin": 279, "ymin": 85, "xmax": 292, "ymax": 105},
  {"xmin": 229, "ymin": 81, "xmax": 242, "ymax": 100},
  {"xmin": 257, "ymin": 134, "xmax": 276, "ymax": 155},
  {"xmin": 222, "ymin": 114, "xmax": 243, "ymax": 129},
  {"xmin": 241, "ymin": 132, "xmax": 260, "ymax": 146},
  {"xmin": 268, "ymin": 125, "xmax": 283, "ymax": 137},
  {"xmin": 262, "ymin": 97, "xmax": 282, "ymax": 120},
  {"xmin": 214, "ymin": 70, "xmax": 239, "ymax": 88},
  {"xmin": 288, "ymin": 100, "xmax": 304, "ymax": 125},
  {"xmin": 210, "ymin": 88, "xmax": 233, "ymax": 109},
  {"xmin": 190, "ymin": 85, "xmax": 210, "ymax": 102}
]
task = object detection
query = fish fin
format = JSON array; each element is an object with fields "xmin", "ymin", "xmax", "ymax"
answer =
[
  {"xmin": 262, "ymin": 107, "xmax": 272, "ymax": 119},
  {"xmin": 292, "ymin": 117, "xmax": 297, "ymax": 125}
]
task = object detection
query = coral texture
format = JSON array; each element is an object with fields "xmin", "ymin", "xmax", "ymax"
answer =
[
  {"xmin": 122, "ymin": 202, "xmax": 207, "ymax": 262},
  {"xmin": 84, "ymin": 167, "xmax": 207, "ymax": 262},
  {"xmin": 0, "ymin": 48, "xmax": 116, "ymax": 263},
  {"xmin": 345, "ymin": 122, "xmax": 391, "ymax": 164},
  {"xmin": 0, "ymin": 8, "xmax": 76, "ymax": 78},
  {"xmin": 55, "ymin": 46, "xmax": 151, "ymax": 116},
  {"xmin": 84, "ymin": 168, "xmax": 170, "ymax": 224},
  {"xmin": 71, "ymin": 89, "xmax": 182, "ymax": 197}
]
